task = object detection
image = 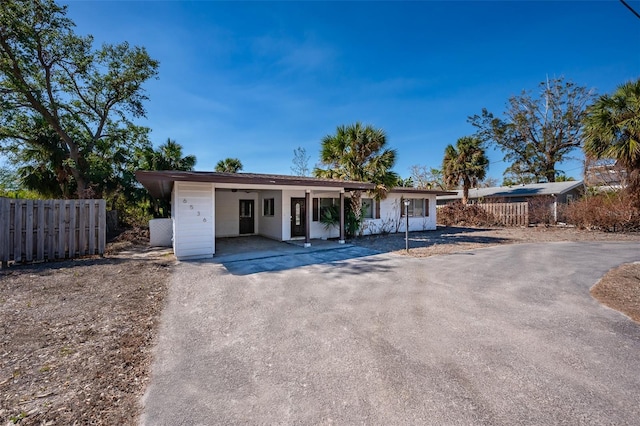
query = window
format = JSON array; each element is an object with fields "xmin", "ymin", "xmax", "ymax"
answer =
[
  {"xmin": 361, "ymin": 198, "xmax": 373, "ymax": 219},
  {"xmin": 263, "ymin": 198, "xmax": 274, "ymax": 216},
  {"xmin": 320, "ymin": 198, "xmax": 338, "ymax": 221},
  {"xmin": 313, "ymin": 198, "xmax": 339, "ymax": 221},
  {"xmin": 313, "ymin": 198, "xmax": 319, "ymax": 221},
  {"xmin": 401, "ymin": 199, "xmax": 428, "ymax": 217}
]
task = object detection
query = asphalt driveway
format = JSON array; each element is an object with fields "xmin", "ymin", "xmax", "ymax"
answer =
[{"xmin": 141, "ymin": 242, "xmax": 640, "ymax": 425}]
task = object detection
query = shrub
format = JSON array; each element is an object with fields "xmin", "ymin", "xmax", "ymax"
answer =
[
  {"xmin": 437, "ymin": 202, "xmax": 500, "ymax": 227},
  {"xmin": 564, "ymin": 192, "xmax": 640, "ymax": 232},
  {"xmin": 528, "ymin": 196, "xmax": 556, "ymax": 225}
]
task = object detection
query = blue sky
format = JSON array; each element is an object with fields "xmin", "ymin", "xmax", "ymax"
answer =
[{"xmin": 65, "ymin": 0, "xmax": 640, "ymax": 182}]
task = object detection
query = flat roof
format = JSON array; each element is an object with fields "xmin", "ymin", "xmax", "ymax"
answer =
[{"xmin": 135, "ymin": 170, "xmax": 455, "ymax": 199}]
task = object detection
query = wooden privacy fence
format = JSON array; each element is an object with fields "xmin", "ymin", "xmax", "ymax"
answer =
[
  {"xmin": 478, "ymin": 202, "xmax": 529, "ymax": 226},
  {"xmin": 0, "ymin": 198, "xmax": 106, "ymax": 265},
  {"xmin": 437, "ymin": 201, "xmax": 529, "ymax": 226}
]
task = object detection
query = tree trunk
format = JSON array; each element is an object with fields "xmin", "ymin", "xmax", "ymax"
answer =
[
  {"xmin": 350, "ymin": 190, "xmax": 362, "ymax": 217},
  {"xmin": 68, "ymin": 166, "xmax": 88, "ymax": 199},
  {"xmin": 628, "ymin": 168, "xmax": 640, "ymax": 209},
  {"xmin": 545, "ymin": 157, "xmax": 556, "ymax": 182},
  {"xmin": 462, "ymin": 177, "xmax": 471, "ymax": 205},
  {"xmin": 350, "ymin": 190, "xmax": 363, "ymax": 235}
]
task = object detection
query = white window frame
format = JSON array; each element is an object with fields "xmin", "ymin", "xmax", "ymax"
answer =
[
  {"xmin": 263, "ymin": 198, "xmax": 275, "ymax": 217},
  {"xmin": 401, "ymin": 198, "xmax": 427, "ymax": 217},
  {"xmin": 361, "ymin": 198, "xmax": 374, "ymax": 219}
]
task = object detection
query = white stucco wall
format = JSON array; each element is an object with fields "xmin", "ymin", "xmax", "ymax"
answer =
[
  {"xmin": 361, "ymin": 193, "xmax": 437, "ymax": 235},
  {"xmin": 258, "ymin": 190, "xmax": 283, "ymax": 240},
  {"xmin": 215, "ymin": 190, "xmax": 259, "ymax": 237},
  {"xmin": 173, "ymin": 181, "xmax": 215, "ymax": 259},
  {"xmin": 280, "ymin": 190, "xmax": 308, "ymax": 241},
  {"xmin": 309, "ymin": 192, "xmax": 341, "ymax": 240}
]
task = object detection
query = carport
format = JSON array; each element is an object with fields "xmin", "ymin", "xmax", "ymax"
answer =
[{"xmin": 135, "ymin": 170, "xmax": 373, "ymax": 260}]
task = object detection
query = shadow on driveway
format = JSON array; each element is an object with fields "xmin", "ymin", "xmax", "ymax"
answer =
[
  {"xmin": 200, "ymin": 244, "xmax": 385, "ymax": 276},
  {"xmin": 352, "ymin": 226, "xmax": 510, "ymax": 253}
]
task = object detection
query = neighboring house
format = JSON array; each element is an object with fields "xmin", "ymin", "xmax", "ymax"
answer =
[
  {"xmin": 584, "ymin": 161, "xmax": 627, "ymax": 190},
  {"xmin": 436, "ymin": 181, "xmax": 585, "ymax": 206},
  {"xmin": 136, "ymin": 171, "xmax": 453, "ymax": 260},
  {"xmin": 437, "ymin": 180, "xmax": 585, "ymax": 224}
]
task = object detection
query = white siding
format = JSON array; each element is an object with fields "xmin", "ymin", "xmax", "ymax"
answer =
[
  {"xmin": 361, "ymin": 194, "xmax": 437, "ymax": 235},
  {"xmin": 215, "ymin": 190, "xmax": 259, "ymax": 237},
  {"xmin": 173, "ymin": 182, "xmax": 215, "ymax": 259}
]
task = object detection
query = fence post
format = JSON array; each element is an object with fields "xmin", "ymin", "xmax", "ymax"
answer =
[
  {"xmin": 88, "ymin": 201, "xmax": 96, "ymax": 254},
  {"xmin": 98, "ymin": 200, "xmax": 106, "ymax": 255},
  {"xmin": 14, "ymin": 200, "xmax": 22, "ymax": 263},
  {"xmin": 68, "ymin": 200, "xmax": 76, "ymax": 258},
  {"xmin": 1, "ymin": 198, "xmax": 9, "ymax": 268}
]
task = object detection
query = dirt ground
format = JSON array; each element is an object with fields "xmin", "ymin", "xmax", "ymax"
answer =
[{"xmin": 1, "ymin": 226, "xmax": 639, "ymax": 425}]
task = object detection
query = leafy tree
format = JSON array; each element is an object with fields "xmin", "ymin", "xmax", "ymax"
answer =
[
  {"xmin": 215, "ymin": 158, "xmax": 243, "ymax": 173},
  {"xmin": 501, "ymin": 163, "xmax": 537, "ymax": 186},
  {"xmin": 313, "ymin": 122, "xmax": 399, "ymax": 223},
  {"xmin": 554, "ymin": 174, "xmax": 576, "ymax": 182},
  {"xmin": 0, "ymin": 0, "xmax": 159, "ymax": 198},
  {"xmin": 583, "ymin": 79, "xmax": 640, "ymax": 206},
  {"xmin": 469, "ymin": 77, "xmax": 594, "ymax": 183},
  {"xmin": 5, "ymin": 116, "xmax": 75, "ymax": 198},
  {"xmin": 442, "ymin": 136, "xmax": 489, "ymax": 204},
  {"xmin": 291, "ymin": 146, "xmax": 311, "ymax": 176},
  {"xmin": 398, "ymin": 177, "xmax": 414, "ymax": 187},
  {"xmin": 409, "ymin": 165, "xmax": 445, "ymax": 189},
  {"xmin": 480, "ymin": 177, "xmax": 500, "ymax": 188},
  {"xmin": 0, "ymin": 163, "xmax": 45, "ymax": 198}
]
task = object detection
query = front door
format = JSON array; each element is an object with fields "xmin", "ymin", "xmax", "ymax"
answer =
[
  {"xmin": 239, "ymin": 200, "xmax": 255, "ymax": 234},
  {"xmin": 291, "ymin": 198, "xmax": 306, "ymax": 237}
]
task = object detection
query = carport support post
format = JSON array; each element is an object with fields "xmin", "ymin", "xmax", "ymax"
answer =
[
  {"xmin": 304, "ymin": 190, "xmax": 311, "ymax": 248},
  {"xmin": 339, "ymin": 191, "xmax": 345, "ymax": 244},
  {"xmin": 404, "ymin": 199, "xmax": 410, "ymax": 252}
]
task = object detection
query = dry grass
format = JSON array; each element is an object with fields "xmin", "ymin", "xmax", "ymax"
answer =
[
  {"xmin": 0, "ymin": 230, "xmax": 173, "ymax": 425},
  {"xmin": 0, "ymin": 226, "xmax": 638, "ymax": 424},
  {"xmin": 591, "ymin": 262, "xmax": 640, "ymax": 323}
]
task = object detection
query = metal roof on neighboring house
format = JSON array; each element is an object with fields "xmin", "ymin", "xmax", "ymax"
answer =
[
  {"xmin": 135, "ymin": 170, "xmax": 455, "ymax": 200},
  {"xmin": 437, "ymin": 180, "xmax": 585, "ymax": 201}
]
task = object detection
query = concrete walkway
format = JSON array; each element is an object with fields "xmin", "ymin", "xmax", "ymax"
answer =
[
  {"xmin": 213, "ymin": 235, "xmax": 354, "ymax": 264},
  {"xmin": 141, "ymin": 241, "xmax": 640, "ymax": 425}
]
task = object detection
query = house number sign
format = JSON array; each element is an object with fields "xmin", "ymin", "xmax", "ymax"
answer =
[{"xmin": 182, "ymin": 198, "xmax": 207, "ymax": 222}]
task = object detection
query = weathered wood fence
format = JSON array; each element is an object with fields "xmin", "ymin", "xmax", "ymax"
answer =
[
  {"xmin": 437, "ymin": 201, "xmax": 529, "ymax": 226},
  {"xmin": 0, "ymin": 198, "xmax": 106, "ymax": 265},
  {"xmin": 478, "ymin": 202, "xmax": 529, "ymax": 226}
]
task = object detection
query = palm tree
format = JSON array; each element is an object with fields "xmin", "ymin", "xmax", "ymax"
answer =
[
  {"xmin": 583, "ymin": 79, "xmax": 640, "ymax": 205},
  {"xmin": 149, "ymin": 138, "xmax": 197, "ymax": 171},
  {"xmin": 138, "ymin": 138, "xmax": 197, "ymax": 217},
  {"xmin": 443, "ymin": 136, "xmax": 489, "ymax": 204},
  {"xmin": 13, "ymin": 117, "xmax": 75, "ymax": 198},
  {"xmin": 313, "ymin": 122, "xmax": 399, "ymax": 221},
  {"xmin": 215, "ymin": 157, "xmax": 243, "ymax": 173}
]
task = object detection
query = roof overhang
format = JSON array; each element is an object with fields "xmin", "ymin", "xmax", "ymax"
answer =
[{"xmin": 135, "ymin": 170, "xmax": 375, "ymax": 200}]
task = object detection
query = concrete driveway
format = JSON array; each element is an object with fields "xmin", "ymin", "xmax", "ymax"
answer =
[{"xmin": 141, "ymin": 242, "xmax": 640, "ymax": 425}]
